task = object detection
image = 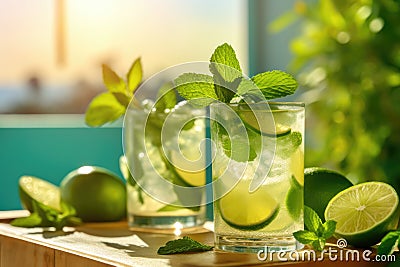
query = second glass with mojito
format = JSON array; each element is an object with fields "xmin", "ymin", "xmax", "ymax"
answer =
[{"xmin": 211, "ymin": 102, "xmax": 305, "ymax": 253}]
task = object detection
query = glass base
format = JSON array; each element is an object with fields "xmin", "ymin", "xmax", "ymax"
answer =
[
  {"xmin": 215, "ymin": 234, "xmax": 303, "ymax": 253},
  {"xmin": 128, "ymin": 213, "xmax": 205, "ymax": 229}
]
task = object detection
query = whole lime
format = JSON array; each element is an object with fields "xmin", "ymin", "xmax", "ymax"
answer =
[
  {"xmin": 60, "ymin": 166, "xmax": 126, "ymax": 222},
  {"xmin": 304, "ymin": 167, "xmax": 353, "ymax": 221}
]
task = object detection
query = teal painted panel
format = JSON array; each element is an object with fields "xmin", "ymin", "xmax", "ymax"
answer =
[{"xmin": 0, "ymin": 120, "xmax": 123, "ymax": 210}]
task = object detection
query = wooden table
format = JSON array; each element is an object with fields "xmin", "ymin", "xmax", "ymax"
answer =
[{"xmin": 0, "ymin": 211, "xmax": 392, "ymax": 267}]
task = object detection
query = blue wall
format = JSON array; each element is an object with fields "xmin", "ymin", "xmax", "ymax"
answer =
[{"xmin": 0, "ymin": 115, "xmax": 123, "ymax": 210}]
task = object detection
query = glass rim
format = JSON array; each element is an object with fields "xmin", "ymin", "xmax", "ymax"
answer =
[{"xmin": 210, "ymin": 101, "xmax": 305, "ymax": 108}]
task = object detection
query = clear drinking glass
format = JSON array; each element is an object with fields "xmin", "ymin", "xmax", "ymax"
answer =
[
  {"xmin": 122, "ymin": 101, "xmax": 206, "ymax": 230},
  {"xmin": 210, "ymin": 102, "xmax": 305, "ymax": 253}
]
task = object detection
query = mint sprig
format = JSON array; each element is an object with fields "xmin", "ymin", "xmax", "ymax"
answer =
[
  {"xmin": 175, "ymin": 42, "xmax": 298, "ymax": 105},
  {"xmin": 157, "ymin": 236, "xmax": 213, "ymax": 255},
  {"xmin": 10, "ymin": 200, "xmax": 81, "ymax": 231},
  {"xmin": 293, "ymin": 206, "xmax": 337, "ymax": 251},
  {"xmin": 377, "ymin": 230, "xmax": 400, "ymax": 256}
]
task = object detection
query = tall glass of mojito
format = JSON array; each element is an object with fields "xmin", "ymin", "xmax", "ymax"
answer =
[
  {"xmin": 211, "ymin": 101, "xmax": 305, "ymax": 252},
  {"xmin": 122, "ymin": 99, "xmax": 207, "ymax": 230}
]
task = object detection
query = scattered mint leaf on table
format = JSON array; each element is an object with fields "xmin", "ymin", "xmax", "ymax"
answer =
[
  {"xmin": 293, "ymin": 206, "xmax": 337, "ymax": 251},
  {"xmin": 377, "ymin": 230, "xmax": 400, "ymax": 256},
  {"xmin": 157, "ymin": 236, "xmax": 213, "ymax": 255},
  {"xmin": 11, "ymin": 200, "xmax": 81, "ymax": 231}
]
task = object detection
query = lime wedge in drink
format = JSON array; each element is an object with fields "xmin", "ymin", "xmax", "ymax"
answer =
[
  {"xmin": 218, "ymin": 181, "xmax": 279, "ymax": 230},
  {"xmin": 19, "ymin": 176, "xmax": 61, "ymax": 212},
  {"xmin": 325, "ymin": 181, "xmax": 400, "ymax": 247},
  {"xmin": 236, "ymin": 109, "xmax": 291, "ymax": 137},
  {"xmin": 169, "ymin": 150, "xmax": 206, "ymax": 187},
  {"xmin": 286, "ymin": 175, "xmax": 303, "ymax": 220}
]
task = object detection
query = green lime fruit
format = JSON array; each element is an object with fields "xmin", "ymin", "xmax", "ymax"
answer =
[
  {"xmin": 218, "ymin": 181, "xmax": 279, "ymax": 230},
  {"xmin": 304, "ymin": 167, "xmax": 353, "ymax": 221},
  {"xmin": 60, "ymin": 166, "xmax": 126, "ymax": 222},
  {"xmin": 325, "ymin": 181, "xmax": 399, "ymax": 247},
  {"xmin": 19, "ymin": 176, "xmax": 61, "ymax": 211}
]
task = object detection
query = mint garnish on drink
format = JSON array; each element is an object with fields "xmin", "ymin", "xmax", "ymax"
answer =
[
  {"xmin": 157, "ymin": 236, "xmax": 213, "ymax": 255},
  {"xmin": 174, "ymin": 43, "xmax": 298, "ymax": 105}
]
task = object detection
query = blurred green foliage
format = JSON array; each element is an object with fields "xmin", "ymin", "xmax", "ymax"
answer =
[{"xmin": 283, "ymin": 0, "xmax": 400, "ymax": 190}]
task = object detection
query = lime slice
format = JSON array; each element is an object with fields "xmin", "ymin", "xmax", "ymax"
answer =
[
  {"xmin": 290, "ymin": 149, "xmax": 304, "ymax": 186},
  {"xmin": 218, "ymin": 181, "xmax": 279, "ymax": 230},
  {"xmin": 170, "ymin": 150, "xmax": 206, "ymax": 187},
  {"xmin": 286, "ymin": 176, "xmax": 303, "ymax": 220},
  {"xmin": 19, "ymin": 176, "xmax": 61, "ymax": 212},
  {"xmin": 237, "ymin": 109, "xmax": 291, "ymax": 137},
  {"xmin": 325, "ymin": 181, "xmax": 400, "ymax": 247}
]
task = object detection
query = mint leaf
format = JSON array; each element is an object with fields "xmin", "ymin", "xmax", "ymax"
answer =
[
  {"xmin": 378, "ymin": 231, "xmax": 400, "ymax": 255},
  {"xmin": 210, "ymin": 43, "xmax": 242, "ymax": 82},
  {"xmin": 251, "ymin": 70, "xmax": 297, "ymax": 99},
  {"xmin": 322, "ymin": 220, "xmax": 337, "ymax": 239},
  {"xmin": 112, "ymin": 92, "xmax": 131, "ymax": 108},
  {"xmin": 222, "ymin": 136, "xmax": 257, "ymax": 162},
  {"xmin": 10, "ymin": 213, "xmax": 42, "ymax": 228},
  {"xmin": 276, "ymin": 131, "xmax": 302, "ymax": 158},
  {"xmin": 127, "ymin": 57, "xmax": 142, "ymax": 93},
  {"xmin": 311, "ymin": 238, "xmax": 326, "ymax": 252},
  {"xmin": 10, "ymin": 200, "xmax": 80, "ymax": 230},
  {"xmin": 293, "ymin": 230, "xmax": 318, "ymax": 244},
  {"xmin": 304, "ymin": 206, "xmax": 322, "ymax": 233},
  {"xmin": 175, "ymin": 73, "xmax": 218, "ymax": 107},
  {"xmin": 155, "ymin": 82, "xmax": 177, "ymax": 111},
  {"xmin": 294, "ymin": 206, "xmax": 336, "ymax": 252},
  {"xmin": 102, "ymin": 64, "xmax": 127, "ymax": 94},
  {"xmin": 85, "ymin": 92, "xmax": 125, "ymax": 127},
  {"xmin": 209, "ymin": 43, "xmax": 243, "ymax": 103},
  {"xmin": 157, "ymin": 236, "xmax": 213, "ymax": 255}
]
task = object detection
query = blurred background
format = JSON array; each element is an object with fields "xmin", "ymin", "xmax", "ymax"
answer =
[{"xmin": 1, "ymin": 0, "xmax": 399, "ymax": 209}]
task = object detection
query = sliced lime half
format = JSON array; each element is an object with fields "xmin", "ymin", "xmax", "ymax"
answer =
[
  {"xmin": 19, "ymin": 176, "xmax": 61, "ymax": 212},
  {"xmin": 237, "ymin": 109, "xmax": 291, "ymax": 137},
  {"xmin": 218, "ymin": 181, "xmax": 279, "ymax": 230},
  {"xmin": 325, "ymin": 181, "xmax": 399, "ymax": 247},
  {"xmin": 169, "ymin": 150, "xmax": 206, "ymax": 187}
]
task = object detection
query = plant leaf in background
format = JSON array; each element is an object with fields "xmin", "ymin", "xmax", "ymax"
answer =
[
  {"xmin": 85, "ymin": 57, "xmax": 142, "ymax": 127},
  {"xmin": 102, "ymin": 64, "xmax": 127, "ymax": 94},
  {"xmin": 85, "ymin": 92, "xmax": 125, "ymax": 127},
  {"xmin": 127, "ymin": 57, "xmax": 142, "ymax": 94}
]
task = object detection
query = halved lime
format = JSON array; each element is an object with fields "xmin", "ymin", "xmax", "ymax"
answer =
[
  {"xmin": 325, "ymin": 181, "xmax": 400, "ymax": 247},
  {"xmin": 169, "ymin": 150, "xmax": 206, "ymax": 187},
  {"xmin": 218, "ymin": 181, "xmax": 279, "ymax": 230},
  {"xmin": 19, "ymin": 176, "xmax": 61, "ymax": 212},
  {"xmin": 290, "ymin": 149, "xmax": 304, "ymax": 187},
  {"xmin": 237, "ymin": 109, "xmax": 291, "ymax": 137}
]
